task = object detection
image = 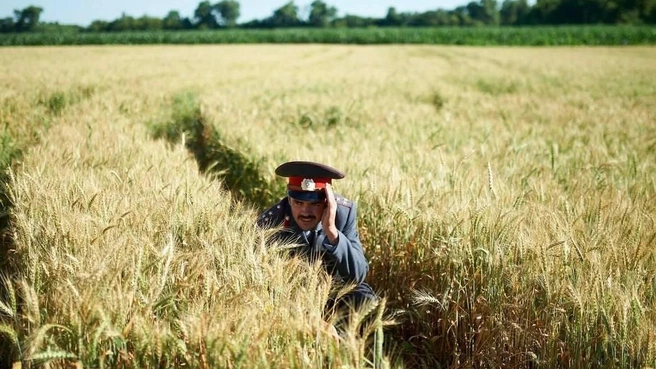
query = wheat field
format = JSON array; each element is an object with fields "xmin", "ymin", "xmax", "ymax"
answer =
[{"xmin": 0, "ymin": 45, "xmax": 655, "ymax": 368}]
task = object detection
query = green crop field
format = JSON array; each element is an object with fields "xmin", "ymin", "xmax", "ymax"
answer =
[
  {"xmin": 0, "ymin": 45, "xmax": 655, "ymax": 368},
  {"xmin": 1, "ymin": 26, "xmax": 656, "ymax": 46}
]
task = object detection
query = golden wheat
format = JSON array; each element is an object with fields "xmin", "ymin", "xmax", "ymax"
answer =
[{"xmin": 1, "ymin": 45, "xmax": 654, "ymax": 368}]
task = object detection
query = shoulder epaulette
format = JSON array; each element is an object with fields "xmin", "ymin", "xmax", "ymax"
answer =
[
  {"xmin": 257, "ymin": 200, "xmax": 286, "ymax": 228},
  {"xmin": 335, "ymin": 194, "xmax": 353, "ymax": 209}
]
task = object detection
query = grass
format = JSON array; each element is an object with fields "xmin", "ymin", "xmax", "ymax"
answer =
[{"xmin": 0, "ymin": 44, "xmax": 654, "ymax": 368}]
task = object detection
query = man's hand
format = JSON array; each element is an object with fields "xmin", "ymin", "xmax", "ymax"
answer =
[{"xmin": 322, "ymin": 184, "xmax": 339, "ymax": 244}]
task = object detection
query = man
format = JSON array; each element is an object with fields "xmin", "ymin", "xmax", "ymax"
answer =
[{"xmin": 257, "ymin": 161, "xmax": 377, "ymax": 313}]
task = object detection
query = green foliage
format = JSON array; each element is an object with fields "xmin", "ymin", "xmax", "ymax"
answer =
[
  {"xmin": 429, "ymin": 91, "xmax": 446, "ymax": 111},
  {"xmin": 41, "ymin": 91, "xmax": 68, "ymax": 115},
  {"xmin": 3, "ymin": 0, "xmax": 656, "ymax": 33},
  {"xmin": 0, "ymin": 132, "xmax": 21, "ymax": 177},
  {"xmin": 501, "ymin": 0, "xmax": 531, "ymax": 25},
  {"xmin": 1, "ymin": 26, "xmax": 654, "ymax": 46},
  {"xmin": 163, "ymin": 11, "xmax": 183, "ymax": 30},
  {"xmin": 215, "ymin": 0, "xmax": 241, "ymax": 27},
  {"xmin": 149, "ymin": 91, "xmax": 201, "ymax": 143},
  {"xmin": 308, "ymin": 1, "xmax": 338, "ymax": 27},
  {"xmin": 476, "ymin": 77, "xmax": 520, "ymax": 95},
  {"xmin": 36, "ymin": 86, "xmax": 96, "ymax": 115},
  {"xmin": 13, "ymin": 6, "xmax": 43, "ymax": 32},
  {"xmin": 467, "ymin": 0, "xmax": 501, "ymax": 25},
  {"xmin": 292, "ymin": 105, "xmax": 356, "ymax": 129},
  {"xmin": 194, "ymin": 1, "xmax": 218, "ymax": 29},
  {"xmin": 268, "ymin": 1, "xmax": 302, "ymax": 28}
]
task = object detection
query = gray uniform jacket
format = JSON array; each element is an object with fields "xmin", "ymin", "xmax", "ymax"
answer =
[{"xmin": 257, "ymin": 194, "xmax": 369, "ymax": 284}]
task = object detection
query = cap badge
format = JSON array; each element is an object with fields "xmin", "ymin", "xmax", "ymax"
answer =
[{"xmin": 301, "ymin": 178, "xmax": 316, "ymax": 191}]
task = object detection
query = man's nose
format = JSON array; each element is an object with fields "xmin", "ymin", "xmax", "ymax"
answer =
[{"xmin": 300, "ymin": 204, "xmax": 313, "ymax": 213}]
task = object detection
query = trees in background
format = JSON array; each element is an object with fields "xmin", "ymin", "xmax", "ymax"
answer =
[
  {"xmin": 466, "ymin": 0, "xmax": 501, "ymax": 25},
  {"xmin": 0, "ymin": 17, "xmax": 15, "ymax": 33},
  {"xmin": 500, "ymin": 0, "xmax": 531, "ymax": 25},
  {"xmin": 194, "ymin": 0, "xmax": 241, "ymax": 29},
  {"xmin": 162, "ymin": 11, "xmax": 183, "ymax": 30},
  {"xmin": 215, "ymin": 0, "xmax": 241, "ymax": 27},
  {"xmin": 1, "ymin": 0, "xmax": 655, "ymax": 33},
  {"xmin": 4, "ymin": 6, "xmax": 43, "ymax": 32},
  {"xmin": 308, "ymin": 1, "xmax": 338, "ymax": 27},
  {"xmin": 269, "ymin": 2, "xmax": 301, "ymax": 27},
  {"xmin": 241, "ymin": 1, "xmax": 301, "ymax": 28},
  {"xmin": 194, "ymin": 1, "xmax": 218, "ymax": 29}
]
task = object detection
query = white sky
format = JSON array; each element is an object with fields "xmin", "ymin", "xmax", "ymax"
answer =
[{"xmin": 2, "ymin": 0, "xmax": 470, "ymax": 26}]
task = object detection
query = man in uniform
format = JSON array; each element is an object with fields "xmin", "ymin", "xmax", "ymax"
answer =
[{"xmin": 257, "ymin": 161, "xmax": 377, "ymax": 314}]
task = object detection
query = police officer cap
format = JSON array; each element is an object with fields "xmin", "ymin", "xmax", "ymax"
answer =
[{"xmin": 275, "ymin": 161, "xmax": 345, "ymax": 202}]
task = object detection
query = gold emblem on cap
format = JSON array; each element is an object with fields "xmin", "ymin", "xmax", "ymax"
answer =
[{"xmin": 301, "ymin": 178, "xmax": 316, "ymax": 191}]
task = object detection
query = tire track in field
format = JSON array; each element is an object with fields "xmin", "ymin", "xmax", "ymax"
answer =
[{"xmin": 148, "ymin": 91, "xmax": 283, "ymax": 210}]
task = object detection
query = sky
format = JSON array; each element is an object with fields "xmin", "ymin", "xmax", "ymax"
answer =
[{"xmin": 2, "ymin": 0, "xmax": 468, "ymax": 26}]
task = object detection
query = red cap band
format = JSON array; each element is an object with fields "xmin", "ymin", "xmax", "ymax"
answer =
[{"xmin": 287, "ymin": 176, "xmax": 331, "ymax": 191}]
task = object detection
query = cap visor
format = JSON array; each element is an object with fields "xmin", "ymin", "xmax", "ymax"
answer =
[{"xmin": 288, "ymin": 190, "xmax": 325, "ymax": 202}]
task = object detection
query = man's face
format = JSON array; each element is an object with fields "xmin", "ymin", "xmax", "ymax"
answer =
[{"xmin": 289, "ymin": 196, "xmax": 326, "ymax": 231}]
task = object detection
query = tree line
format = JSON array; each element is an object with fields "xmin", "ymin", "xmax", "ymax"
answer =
[{"xmin": 2, "ymin": 0, "xmax": 655, "ymax": 33}]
